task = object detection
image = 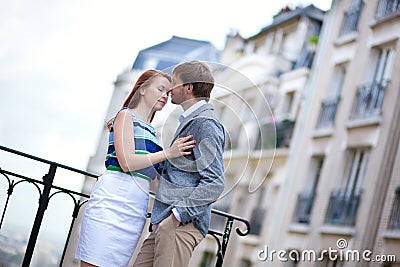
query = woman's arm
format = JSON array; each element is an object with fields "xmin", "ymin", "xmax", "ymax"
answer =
[{"xmin": 113, "ymin": 109, "xmax": 194, "ymax": 172}]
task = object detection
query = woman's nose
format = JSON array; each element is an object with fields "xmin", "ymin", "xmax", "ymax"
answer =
[{"xmin": 161, "ymin": 92, "xmax": 168, "ymax": 99}]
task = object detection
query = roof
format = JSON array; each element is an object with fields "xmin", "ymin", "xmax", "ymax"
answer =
[
  {"xmin": 250, "ymin": 5, "xmax": 326, "ymax": 39},
  {"xmin": 132, "ymin": 36, "xmax": 219, "ymax": 71}
]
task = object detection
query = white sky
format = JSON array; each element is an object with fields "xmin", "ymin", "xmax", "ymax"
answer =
[{"xmin": 0, "ymin": 0, "xmax": 332, "ymax": 246}]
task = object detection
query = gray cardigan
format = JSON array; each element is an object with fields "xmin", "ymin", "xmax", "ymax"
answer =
[{"xmin": 151, "ymin": 103, "xmax": 225, "ymax": 237}]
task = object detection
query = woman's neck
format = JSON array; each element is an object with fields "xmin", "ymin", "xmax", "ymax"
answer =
[{"xmin": 132, "ymin": 106, "xmax": 153, "ymax": 123}]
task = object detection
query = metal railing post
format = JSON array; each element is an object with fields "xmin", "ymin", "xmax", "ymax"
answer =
[
  {"xmin": 215, "ymin": 218, "xmax": 233, "ymax": 267},
  {"xmin": 22, "ymin": 164, "xmax": 57, "ymax": 267}
]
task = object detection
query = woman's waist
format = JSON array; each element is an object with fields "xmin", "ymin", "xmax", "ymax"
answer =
[{"xmin": 105, "ymin": 165, "xmax": 157, "ymax": 182}]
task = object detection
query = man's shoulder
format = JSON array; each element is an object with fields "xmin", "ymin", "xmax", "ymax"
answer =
[
  {"xmin": 183, "ymin": 103, "xmax": 224, "ymax": 134},
  {"xmin": 196, "ymin": 105, "xmax": 221, "ymax": 122},
  {"xmin": 190, "ymin": 114, "xmax": 223, "ymax": 129}
]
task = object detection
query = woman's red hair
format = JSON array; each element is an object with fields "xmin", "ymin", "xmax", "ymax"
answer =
[{"xmin": 107, "ymin": 69, "xmax": 171, "ymax": 130}]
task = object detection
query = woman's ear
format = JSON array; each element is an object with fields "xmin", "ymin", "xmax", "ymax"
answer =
[{"xmin": 140, "ymin": 88, "xmax": 146, "ymax": 96}]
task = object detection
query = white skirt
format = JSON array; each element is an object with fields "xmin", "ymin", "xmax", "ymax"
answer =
[{"xmin": 75, "ymin": 170, "xmax": 150, "ymax": 267}]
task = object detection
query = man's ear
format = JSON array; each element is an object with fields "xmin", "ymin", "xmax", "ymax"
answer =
[{"xmin": 186, "ymin": 83, "xmax": 193, "ymax": 94}]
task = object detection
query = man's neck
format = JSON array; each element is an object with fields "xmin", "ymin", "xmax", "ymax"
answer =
[{"xmin": 181, "ymin": 98, "xmax": 201, "ymax": 111}]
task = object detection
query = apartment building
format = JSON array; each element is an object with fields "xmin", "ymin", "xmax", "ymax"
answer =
[
  {"xmin": 189, "ymin": 5, "xmax": 326, "ymax": 266},
  {"xmin": 64, "ymin": 1, "xmax": 400, "ymax": 265},
  {"xmin": 263, "ymin": 0, "xmax": 400, "ymax": 266}
]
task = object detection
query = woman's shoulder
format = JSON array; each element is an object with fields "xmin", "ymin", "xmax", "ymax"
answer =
[
  {"xmin": 116, "ymin": 107, "xmax": 138, "ymax": 120},
  {"xmin": 115, "ymin": 107, "xmax": 131, "ymax": 117}
]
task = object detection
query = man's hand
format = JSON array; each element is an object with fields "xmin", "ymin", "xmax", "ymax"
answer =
[{"xmin": 171, "ymin": 214, "xmax": 181, "ymax": 228}]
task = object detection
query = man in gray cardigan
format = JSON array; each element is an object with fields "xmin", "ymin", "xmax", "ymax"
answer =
[{"xmin": 134, "ymin": 61, "xmax": 225, "ymax": 267}]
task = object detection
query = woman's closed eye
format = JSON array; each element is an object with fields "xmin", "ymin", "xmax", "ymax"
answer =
[{"xmin": 157, "ymin": 86, "xmax": 171, "ymax": 96}]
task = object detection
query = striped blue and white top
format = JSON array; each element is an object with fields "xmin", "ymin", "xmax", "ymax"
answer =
[{"xmin": 105, "ymin": 108, "xmax": 163, "ymax": 182}]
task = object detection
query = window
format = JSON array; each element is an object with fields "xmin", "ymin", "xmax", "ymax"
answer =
[
  {"xmin": 387, "ymin": 187, "xmax": 400, "ymax": 230},
  {"xmin": 225, "ymin": 130, "xmax": 239, "ymax": 150},
  {"xmin": 264, "ymin": 35, "xmax": 274, "ymax": 54},
  {"xmin": 327, "ymin": 66, "xmax": 346, "ymax": 100},
  {"xmin": 293, "ymin": 157, "xmax": 324, "ymax": 224},
  {"xmin": 249, "ymin": 186, "xmax": 267, "ymax": 235},
  {"xmin": 244, "ymin": 42, "xmax": 255, "ymax": 54},
  {"xmin": 325, "ymin": 149, "xmax": 369, "ymax": 225},
  {"xmin": 370, "ymin": 47, "xmax": 394, "ymax": 85},
  {"xmin": 238, "ymin": 98, "xmax": 270, "ymax": 150},
  {"xmin": 293, "ymin": 49, "xmax": 315, "ymax": 69},
  {"xmin": 220, "ymin": 100, "xmax": 241, "ymax": 150},
  {"xmin": 343, "ymin": 149, "xmax": 369, "ymax": 199},
  {"xmin": 240, "ymin": 258, "xmax": 252, "ymax": 267},
  {"xmin": 317, "ymin": 66, "xmax": 346, "ymax": 128},
  {"xmin": 255, "ymin": 120, "xmax": 295, "ymax": 149},
  {"xmin": 199, "ymin": 251, "xmax": 215, "ymax": 267},
  {"xmin": 340, "ymin": 0, "xmax": 363, "ymax": 36},
  {"xmin": 280, "ymin": 31, "xmax": 298, "ymax": 61},
  {"xmin": 283, "ymin": 91, "xmax": 295, "ymax": 117},
  {"xmin": 352, "ymin": 46, "xmax": 394, "ymax": 119}
]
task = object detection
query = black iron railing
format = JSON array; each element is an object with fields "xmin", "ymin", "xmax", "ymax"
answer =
[
  {"xmin": 293, "ymin": 193, "xmax": 315, "ymax": 224},
  {"xmin": 292, "ymin": 50, "xmax": 315, "ymax": 70},
  {"xmin": 316, "ymin": 98, "xmax": 340, "ymax": 129},
  {"xmin": 350, "ymin": 80, "xmax": 388, "ymax": 120},
  {"xmin": 325, "ymin": 190, "xmax": 361, "ymax": 226},
  {"xmin": 0, "ymin": 145, "xmax": 250, "ymax": 267},
  {"xmin": 388, "ymin": 187, "xmax": 400, "ymax": 230},
  {"xmin": 377, "ymin": 0, "xmax": 400, "ymax": 19}
]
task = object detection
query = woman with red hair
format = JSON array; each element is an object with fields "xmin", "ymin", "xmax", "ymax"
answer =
[{"xmin": 75, "ymin": 70, "xmax": 195, "ymax": 267}]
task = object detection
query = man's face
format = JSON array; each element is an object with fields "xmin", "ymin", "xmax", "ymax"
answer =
[{"xmin": 170, "ymin": 73, "xmax": 186, "ymax": 105}]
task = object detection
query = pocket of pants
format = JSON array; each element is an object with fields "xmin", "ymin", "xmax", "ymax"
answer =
[
  {"xmin": 157, "ymin": 214, "xmax": 174, "ymax": 232},
  {"xmin": 168, "ymin": 214, "xmax": 177, "ymax": 229}
]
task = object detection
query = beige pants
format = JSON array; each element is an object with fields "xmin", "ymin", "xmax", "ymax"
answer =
[{"xmin": 133, "ymin": 214, "xmax": 204, "ymax": 267}]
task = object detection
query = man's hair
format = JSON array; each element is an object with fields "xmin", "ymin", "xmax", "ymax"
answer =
[{"xmin": 172, "ymin": 61, "xmax": 214, "ymax": 99}]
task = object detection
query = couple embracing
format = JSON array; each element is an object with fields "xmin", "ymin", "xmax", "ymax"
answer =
[{"xmin": 75, "ymin": 61, "xmax": 225, "ymax": 267}]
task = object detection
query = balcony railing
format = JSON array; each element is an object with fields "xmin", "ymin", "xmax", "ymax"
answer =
[
  {"xmin": 325, "ymin": 190, "xmax": 361, "ymax": 226},
  {"xmin": 292, "ymin": 50, "xmax": 315, "ymax": 70},
  {"xmin": 340, "ymin": 2, "xmax": 363, "ymax": 36},
  {"xmin": 255, "ymin": 120, "xmax": 295, "ymax": 150},
  {"xmin": 387, "ymin": 187, "xmax": 400, "ymax": 230},
  {"xmin": 0, "ymin": 145, "xmax": 250, "ymax": 267},
  {"xmin": 316, "ymin": 98, "xmax": 340, "ymax": 129},
  {"xmin": 350, "ymin": 80, "xmax": 388, "ymax": 120},
  {"xmin": 377, "ymin": 0, "xmax": 400, "ymax": 19},
  {"xmin": 293, "ymin": 193, "xmax": 315, "ymax": 224}
]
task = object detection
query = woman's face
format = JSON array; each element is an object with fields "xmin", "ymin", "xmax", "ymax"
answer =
[{"xmin": 142, "ymin": 76, "xmax": 171, "ymax": 112}]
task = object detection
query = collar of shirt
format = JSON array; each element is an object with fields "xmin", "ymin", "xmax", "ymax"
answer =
[{"xmin": 178, "ymin": 100, "xmax": 207, "ymax": 123}]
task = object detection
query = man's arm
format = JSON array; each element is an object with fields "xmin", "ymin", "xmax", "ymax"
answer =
[{"xmin": 174, "ymin": 117, "xmax": 225, "ymax": 224}]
